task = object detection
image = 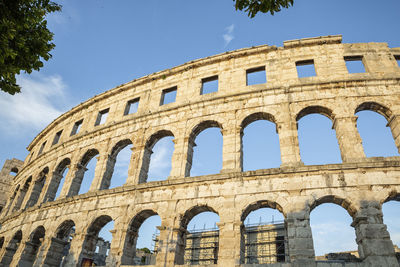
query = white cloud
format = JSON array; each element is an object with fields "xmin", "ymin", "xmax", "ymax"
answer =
[
  {"xmin": 0, "ymin": 74, "xmax": 69, "ymax": 135},
  {"xmin": 148, "ymin": 139, "xmax": 174, "ymax": 179},
  {"xmin": 223, "ymin": 24, "xmax": 235, "ymax": 47},
  {"xmin": 311, "ymin": 222, "xmax": 357, "ymax": 256}
]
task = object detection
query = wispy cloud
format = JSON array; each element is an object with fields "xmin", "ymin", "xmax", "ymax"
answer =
[
  {"xmin": 311, "ymin": 222, "xmax": 357, "ymax": 256},
  {"xmin": 223, "ymin": 24, "xmax": 235, "ymax": 47},
  {"xmin": 0, "ymin": 74, "xmax": 69, "ymax": 135},
  {"xmin": 148, "ymin": 138, "xmax": 174, "ymax": 180}
]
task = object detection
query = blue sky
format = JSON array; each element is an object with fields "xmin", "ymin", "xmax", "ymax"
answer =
[{"xmin": 1, "ymin": 0, "xmax": 400, "ymax": 258}]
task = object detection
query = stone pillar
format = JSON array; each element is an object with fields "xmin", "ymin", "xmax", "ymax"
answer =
[
  {"xmin": 155, "ymin": 218, "xmax": 181, "ymax": 267},
  {"xmin": 98, "ymin": 155, "xmax": 117, "ymax": 190},
  {"xmin": 105, "ymin": 229, "xmax": 119, "ymax": 266},
  {"xmin": 183, "ymin": 138, "xmax": 196, "ymax": 177},
  {"xmin": 388, "ymin": 114, "xmax": 400, "ymax": 154},
  {"xmin": 125, "ymin": 143, "xmax": 145, "ymax": 185},
  {"xmin": 13, "ymin": 239, "xmax": 43, "ymax": 267},
  {"xmin": 137, "ymin": 145, "xmax": 152, "ymax": 184},
  {"xmin": 286, "ymin": 210, "xmax": 316, "ymax": 267},
  {"xmin": 0, "ymin": 237, "xmax": 21, "ymax": 267},
  {"xmin": 62, "ymin": 232, "xmax": 84, "ymax": 267},
  {"xmin": 40, "ymin": 237, "xmax": 69, "ymax": 267},
  {"xmin": 221, "ymin": 127, "xmax": 242, "ymax": 173},
  {"xmin": 119, "ymin": 229, "xmax": 138, "ymax": 265},
  {"xmin": 278, "ymin": 120, "xmax": 303, "ymax": 167},
  {"xmin": 9, "ymin": 188, "xmax": 26, "ymax": 214},
  {"xmin": 333, "ymin": 116, "xmax": 366, "ymax": 162},
  {"xmin": 169, "ymin": 136, "xmax": 188, "ymax": 178},
  {"xmin": 41, "ymin": 172, "xmax": 63, "ymax": 203},
  {"xmin": 216, "ymin": 221, "xmax": 241, "ymax": 266},
  {"xmin": 66, "ymin": 164, "xmax": 86, "ymax": 197},
  {"xmin": 88, "ymin": 154, "xmax": 108, "ymax": 192},
  {"xmin": 23, "ymin": 176, "xmax": 46, "ymax": 209},
  {"xmin": 352, "ymin": 201, "xmax": 399, "ymax": 266}
]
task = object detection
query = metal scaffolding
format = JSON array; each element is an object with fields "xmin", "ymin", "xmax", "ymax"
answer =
[
  {"xmin": 184, "ymin": 227, "xmax": 219, "ymax": 265},
  {"xmin": 243, "ymin": 220, "xmax": 289, "ymax": 264}
]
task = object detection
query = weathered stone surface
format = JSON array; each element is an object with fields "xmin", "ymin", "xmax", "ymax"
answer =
[{"xmin": 0, "ymin": 35, "xmax": 399, "ymax": 266}]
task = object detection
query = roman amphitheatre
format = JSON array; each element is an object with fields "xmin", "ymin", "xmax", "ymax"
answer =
[{"xmin": 0, "ymin": 35, "xmax": 399, "ymax": 266}]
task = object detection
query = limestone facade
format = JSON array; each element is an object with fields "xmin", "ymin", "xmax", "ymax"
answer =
[{"xmin": 0, "ymin": 35, "xmax": 399, "ymax": 266}]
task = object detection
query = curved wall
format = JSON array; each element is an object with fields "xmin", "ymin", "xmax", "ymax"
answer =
[{"xmin": 1, "ymin": 35, "xmax": 400, "ymax": 266}]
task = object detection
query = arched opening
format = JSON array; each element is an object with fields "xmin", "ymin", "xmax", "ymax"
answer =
[
  {"xmin": 355, "ymin": 102, "xmax": 399, "ymax": 157},
  {"xmin": 25, "ymin": 167, "xmax": 49, "ymax": 208},
  {"xmin": 18, "ymin": 226, "xmax": 46, "ymax": 266},
  {"xmin": 68, "ymin": 149, "xmax": 99, "ymax": 196},
  {"xmin": 10, "ymin": 167, "xmax": 18, "ymax": 175},
  {"xmin": 383, "ymin": 194, "xmax": 400, "ymax": 254},
  {"xmin": 139, "ymin": 130, "xmax": 174, "ymax": 183},
  {"xmin": 43, "ymin": 158, "xmax": 71, "ymax": 203},
  {"xmin": 240, "ymin": 201, "xmax": 287, "ymax": 264},
  {"xmin": 121, "ymin": 210, "xmax": 161, "ymax": 265},
  {"xmin": 42, "ymin": 220, "xmax": 75, "ymax": 266},
  {"xmin": 241, "ymin": 113, "xmax": 281, "ymax": 171},
  {"xmin": 175, "ymin": 205, "xmax": 220, "ymax": 265},
  {"xmin": 297, "ymin": 106, "xmax": 342, "ymax": 165},
  {"xmin": 0, "ymin": 230, "xmax": 22, "ymax": 266},
  {"xmin": 12, "ymin": 177, "xmax": 31, "ymax": 212},
  {"xmin": 79, "ymin": 215, "xmax": 114, "ymax": 266},
  {"xmin": 310, "ymin": 196, "xmax": 358, "ymax": 262},
  {"xmin": 101, "ymin": 139, "xmax": 133, "ymax": 190},
  {"xmin": 188, "ymin": 121, "xmax": 223, "ymax": 176}
]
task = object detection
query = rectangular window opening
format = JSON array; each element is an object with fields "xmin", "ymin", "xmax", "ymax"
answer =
[
  {"xmin": 38, "ymin": 141, "xmax": 47, "ymax": 156},
  {"xmin": 395, "ymin": 55, "xmax": 400, "ymax": 67},
  {"xmin": 160, "ymin": 87, "xmax": 177, "ymax": 105},
  {"xmin": 344, "ymin": 56, "xmax": 366, "ymax": 73},
  {"xmin": 70, "ymin": 119, "xmax": 83, "ymax": 136},
  {"xmin": 246, "ymin": 66, "xmax": 267, "ymax": 86},
  {"xmin": 52, "ymin": 130, "xmax": 63, "ymax": 146},
  {"xmin": 296, "ymin": 60, "xmax": 316, "ymax": 78},
  {"xmin": 201, "ymin": 76, "xmax": 218, "ymax": 95},
  {"xmin": 95, "ymin": 108, "xmax": 109, "ymax": 126},
  {"xmin": 124, "ymin": 98, "xmax": 140, "ymax": 115}
]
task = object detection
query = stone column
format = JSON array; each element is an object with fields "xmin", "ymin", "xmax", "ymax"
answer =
[
  {"xmin": 11, "ymin": 238, "xmax": 42, "ymax": 267},
  {"xmin": 137, "ymin": 145, "xmax": 153, "ymax": 184},
  {"xmin": 277, "ymin": 120, "xmax": 303, "ymax": 167},
  {"xmin": 0, "ymin": 237, "xmax": 21, "ymax": 267},
  {"xmin": 352, "ymin": 201, "xmax": 399, "ymax": 266},
  {"xmin": 98, "ymin": 155, "xmax": 117, "ymax": 190},
  {"xmin": 66, "ymin": 164, "xmax": 87, "ymax": 197},
  {"xmin": 105, "ymin": 229, "xmax": 119, "ymax": 266},
  {"xmin": 183, "ymin": 138, "xmax": 196, "ymax": 177},
  {"xmin": 125, "ymin": 143, "xmax": 145, "ymax": 185},
  {"xmin": 221, "ymin": 127, "xmax": 242, "ymax": 173},
  {"xmin": 63, "ymin": 232, "xmax": 86, "ymax": 266},
  {"xmin": 119, "ymin": 229, "xmax": 138, "ymax": 265},
  {"xmin": 39, "ymin": 237, "xmax": 69, "ymax": 267},
  {"xmin": 388, "ymin": 114, "xmax": 400, "ymax": 154},
  {"xmin": 333, "ymin": 116, "xmax": 366, "ymax": 162},
  {"xmin": 88, "ymin": 154, "xmax": 108, "ymax": 192},
  {"xmin": 286, "ymin": 210, "xmax": 316, "ymax": 267},
  {"xmin": 155, "ymin": 217, "xmax": 181, "ymax": 266},
  {"xmin": 41, "ymin": 172, "xmax": 63, "ymax": 203},
  {"xmin": 216, "ymin": 221, "xmax": 241, "ymax": 266},
  {"xmin": 169, "ymin": 136, "xmax": 188, "ymax": 178}
]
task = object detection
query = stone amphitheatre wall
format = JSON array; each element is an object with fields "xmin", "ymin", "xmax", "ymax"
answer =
[{"xmin": 0, "ymin": 35, "xmax": 400, "ymax": 266}]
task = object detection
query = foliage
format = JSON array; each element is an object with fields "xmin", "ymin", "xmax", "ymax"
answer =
[
  {"xmin": 0, "ymin": 0, "xmax": 61, "ymax": 95},
  {"xmin": 138, "ymin": 247, "xmax": 151, "ymax": 254},
  {"xmin": 234, "ymin": 0, "xmax": 294, "ymax": 17}
]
